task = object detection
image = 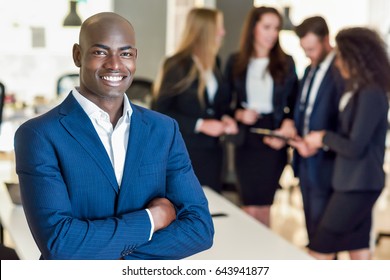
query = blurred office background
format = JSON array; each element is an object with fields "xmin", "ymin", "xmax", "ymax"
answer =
[
  {"xmin": 0, "ymin": 0, "xmax": 389, "ymax": 103},
  {"xmin": 0, "ymin": 0, "xmax": 390, "ymax": 259}
]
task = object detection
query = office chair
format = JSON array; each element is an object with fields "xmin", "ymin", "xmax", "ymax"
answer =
[
  {"xmin": 125, "ymin": 78, "xmax": 153, "ymax": 108},
  {"xmin": 56, "ymin": 73, "xmax": 79, "ymax": 97},
  {"xmin": 0, "ymin": 82, "xmax": 5, "ymax": 128}
]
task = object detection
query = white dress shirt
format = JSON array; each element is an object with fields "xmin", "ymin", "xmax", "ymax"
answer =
[
  {"xmin": 195, "ymin": 70, "xmax": 219, "ymax": 132},
  {"xmin": 72, "ymin": 88, "xmax": 154, "ymax": 239},
  {"xmin": 72, "ymin": 88, "xmax": 131, "ymax": 186},
  {"xmin": 205, "ymin": 69, "xmax": 218, "ymax": 105},
  {"xmin": 246, "ymin": 57, "xmax": 274, "ymax": 114},
  {"xmin": 301, "ymin": 51, "xmax": 336, "ymax": 135}
]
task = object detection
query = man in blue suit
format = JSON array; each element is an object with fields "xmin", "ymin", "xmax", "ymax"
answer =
[
  {"xmin": 289, "ymin": 16, "xmax": 343, "ymax": 245},
  {"xmin": 14, "ymin": 12, "xmax": 214, "ymax": 260}
]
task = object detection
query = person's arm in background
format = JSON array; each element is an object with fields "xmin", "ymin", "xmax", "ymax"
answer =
[
  {"xmin": 153, "ymin": 59, "xmax": 198, "ymax": 135},
  {"xmin": 264, "ymin": 56, "xmax": 299, "ymax": 150},
  {"xmin": 154, "ymin": 58, "xmax": 225, "ymax": 137},
  {"xmin": 224, "ymin": 54, "xmax": 260, "ymax": 126},
  {"xmin": 213, "ymin": 56, "xmax": 238, "ymax": 135},
  {"xmin": 306, "ymin": 88, "xmax": 388, "ymax": 158}
]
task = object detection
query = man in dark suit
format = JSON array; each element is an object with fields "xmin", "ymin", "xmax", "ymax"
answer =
[
  {"xmin": 14, "ymin": 12, "xmax": 213, "ymax": 260},
  {"xmin": 289, "ymin": 16, "xmax": 343, "ymax": 244}
]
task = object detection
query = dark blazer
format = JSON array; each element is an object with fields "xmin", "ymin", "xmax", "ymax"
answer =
[
  {"xmin": 14, "ymin": 93, "xmax": 214, "ymax": 260},
  {"xmin": 153, "ymin": 56, "xmax": 232, "ymax": 149},
  {"xmin": 225, "ymin": 53, "xmax": 298, "ymax": 129},
  {"xmin": 293, "ymin": 60, "xmax": 343, "ymax": 185},
  {"xmin": 323, "ymin": 85, "xmax": 388, "ymax": 192}
]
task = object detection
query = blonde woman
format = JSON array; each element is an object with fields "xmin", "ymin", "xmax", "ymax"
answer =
[{"xmin": 153, "ymin": 8, "xmax": 237, "ymax": 193}]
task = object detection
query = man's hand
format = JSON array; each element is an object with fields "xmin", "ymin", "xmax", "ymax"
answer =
[
  {"xmin": 305, "ymin": 131, "xmax": 326, "ymax": 149},
  {"xmin": 148, "ymin": 198, "xmax": 176, "ymax": 232},
  {"xmin": 289, "ymin": 136, "xmax": 318, "ymax": 158},
  {"xmin": 262, "ymin": 119, "xmax": 297, "ymax": 150},
  {"xmin": 278, "ymin": 119, "xmax": 297, "ymax": 139},
  {"xmin": 263, "ymin": 136, "xmax": 286, "ymax": 150}
]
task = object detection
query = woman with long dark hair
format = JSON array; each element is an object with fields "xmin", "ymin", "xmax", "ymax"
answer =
[{"xmin": 225, "ymin": 6, "xmax": 298, "ymax": 226}]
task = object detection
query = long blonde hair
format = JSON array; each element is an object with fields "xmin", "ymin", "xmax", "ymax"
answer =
[{"xmin": 153, "ymin": 8, "xmax": 222, "ymax": 104}]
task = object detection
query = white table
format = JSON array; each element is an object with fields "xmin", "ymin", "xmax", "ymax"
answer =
[
  {"xmin": 0, "ymin": 182, "xmax": 40, "ymax": 259},
  {"xmin": 0, "ymin": 182, "xmax": 311, "ymax": 260},
  {"xmin": 188, "ymin": 187, "xmax": 312, "ymax": 259}
]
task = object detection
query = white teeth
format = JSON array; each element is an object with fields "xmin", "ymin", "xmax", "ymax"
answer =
[{"xmin": 102, "ymin": 76, "xmax": 123, "ymax": 82}]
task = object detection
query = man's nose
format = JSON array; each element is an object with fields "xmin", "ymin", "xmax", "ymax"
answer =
[{"xmin": 104, "ymin": 54, "xmax": 121, "ymax": 70}]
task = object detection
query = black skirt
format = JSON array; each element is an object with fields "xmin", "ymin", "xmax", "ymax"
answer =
[
  {"xmin": 234, "ymin": 114, "xmax": 287, "ymax": 206},
  {"xmin": 309, "ymin": 190, "xmax": 381, "ymax": 253}
]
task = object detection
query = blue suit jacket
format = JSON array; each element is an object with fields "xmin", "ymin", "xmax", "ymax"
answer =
[
  {"xmin": 14, "ymin": 93, "xmax": 214, "ymax": 260},
  {"xmin": 293, "ymin": 61, "xmax": 343, "ymax": 187}
]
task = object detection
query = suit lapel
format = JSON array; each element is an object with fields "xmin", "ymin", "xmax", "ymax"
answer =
[
  {"xmin": 236, "ymin": 71, "xmax": 247, "ymax": 105},
  {"xmin": 294, "ymin": 68, "xmax": 310, "ymax": 131},
  {"xmin": 310, "ymin": 65, "xmax": 333, "ymax": 112},
  {"xmin": 118, "ymin": 105, "xmax": 151, "ymax": 202},
  {"xmin": 58, "ymin": 94, "xmax": 119, "ymax": 193}
]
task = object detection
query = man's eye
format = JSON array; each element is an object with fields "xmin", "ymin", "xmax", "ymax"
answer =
[
  {"xmin": 94, "ymin": 50, "xmax": 106, "ymax": 55},
  {"xmin": 122, "ymin": 51, "xmax": 137, "ymax": 58},
  {"xmin": 122, "ymin": 47, "xmax": 137, "ymax": 58}
]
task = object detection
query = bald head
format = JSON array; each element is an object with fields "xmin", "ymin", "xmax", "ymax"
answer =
[
  {"xmin": 72, "ymin": 12, "xmax": 137, "ymax": 104},
  {"xmin": 79, "ymin": 12, "xmax": 135, "ymax": 47}
]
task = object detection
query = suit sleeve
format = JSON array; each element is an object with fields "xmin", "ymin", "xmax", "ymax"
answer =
[
  {"xmin": 125, "ymin": 119, "xmax": 214, "ymax": 259},
  {"xmin": 284, "ymin": 57, "xmax": 299, "ymax": 120},
  {"xmin": 15, "ymin": 124, "xmax": 152, "ymax": 260},
  {"xmin": 323, "ymin": 89, "xmax": 388, "ymax": 159},
  {"xmin": 224, "ymin": 54, "xmax": 240, "ymax": 110},
  {"xmin": 215, "ymin": 56, "xmax": 235, "ymax": 118}
]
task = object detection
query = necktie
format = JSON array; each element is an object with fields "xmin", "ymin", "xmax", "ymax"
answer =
[{"xmin": 299, "ymin": 65, "xmax": 319, "ymax": 135}]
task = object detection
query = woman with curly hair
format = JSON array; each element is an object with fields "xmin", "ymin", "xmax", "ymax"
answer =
[{"xmin": 305, "ymin": 27, "xmax": 390, "ymax": 259}]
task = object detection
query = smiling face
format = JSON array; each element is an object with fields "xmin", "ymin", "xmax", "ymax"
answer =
[
  {"xmin": 72, "ymin": 13, "xmax": 137, "ymax": 102},
  {"xmin": 253, "ymin": 12, "xmax": 280, "ymax": 55}
]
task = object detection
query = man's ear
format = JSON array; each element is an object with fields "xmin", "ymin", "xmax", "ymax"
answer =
[{"xmin": 72, "ymin": 43, "xmax": 81, "ymax": 68}]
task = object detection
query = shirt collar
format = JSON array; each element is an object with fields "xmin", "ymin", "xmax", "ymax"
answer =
[
  {"xmin": 317, "ymin": 50, "xmax": 336, "ymax": 72},
  {"xmin": 71, "ymin": 87, "xmax": 133, "ymax": 121}
]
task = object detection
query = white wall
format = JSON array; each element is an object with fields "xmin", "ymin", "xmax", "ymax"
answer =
[
  {"xmin": 166, "ymin": 0, "xmax": 216, "ymax": 56},
  {"xmin": 0, "ymin": 0, "xmax": 113, "ymax": 103},
  {"xmin": 255, "ymin": 0, "xmax": 371, "ymax": 77},
  {"xmin": 0, "ymin": 0, "xmax": 388, "ymax": 102},
  {"xmin": 114, "ymin": 0, "xmax": 167, "ymax": 81}
]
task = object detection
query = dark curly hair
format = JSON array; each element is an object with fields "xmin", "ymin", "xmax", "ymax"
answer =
[{"xmin": 336, "ymin": 27, "xmax": 390, "ymax": 93}]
